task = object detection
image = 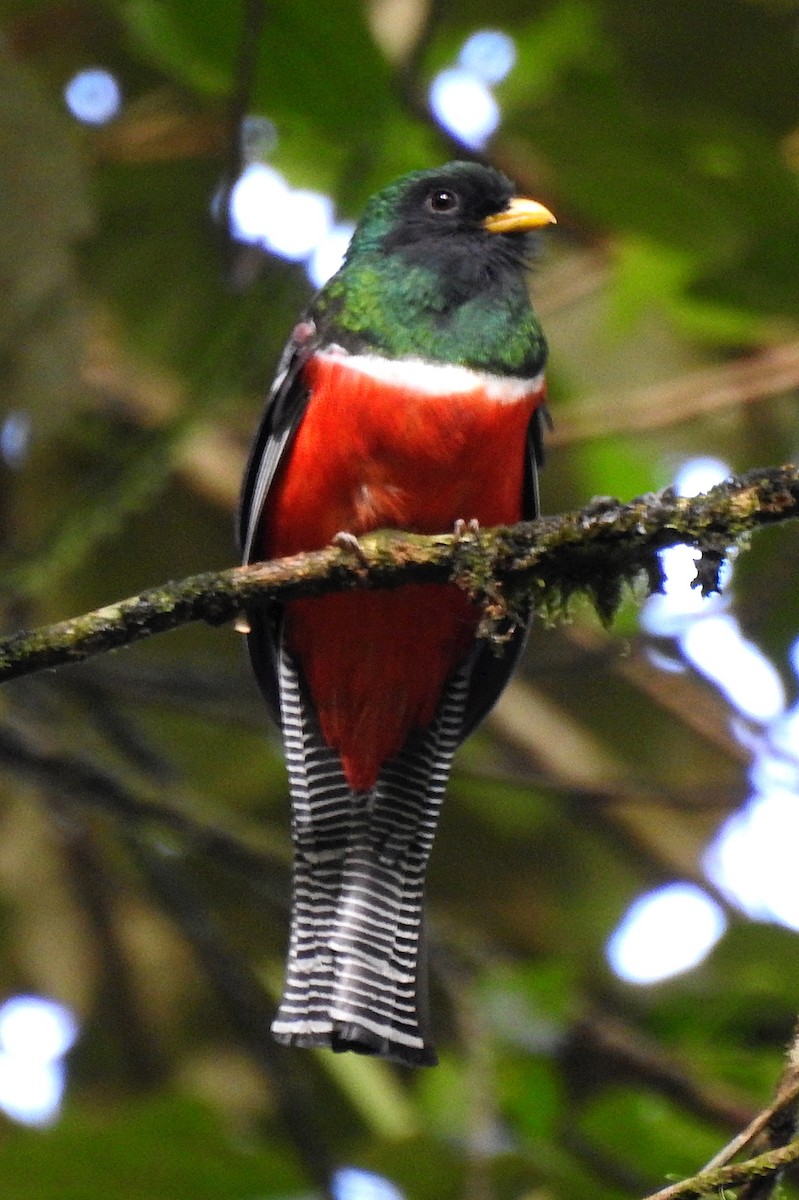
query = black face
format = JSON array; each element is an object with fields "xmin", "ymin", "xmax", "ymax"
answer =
[
  {"xmin": 384, "ymin": 164, "xmax": 514, "ymax": 243},
  {"xmin": 379, "ymin": 163, "xmax": 536, "ymax": 291}
]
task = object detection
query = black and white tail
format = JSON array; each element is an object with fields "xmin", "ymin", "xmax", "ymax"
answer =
[{"xmin": 272, "ymin": 645, "xmax": 469, "ymax": 1066}]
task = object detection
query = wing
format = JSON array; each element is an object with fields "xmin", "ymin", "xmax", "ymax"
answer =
[
  {"xmin": 238, "ymin": 320, "xmax": 319, "ymax": 560},
  {"xmin": 239, "ymin": 320, "xmax": 320, "ymax": 720},
  {"xmin": 459, "ymin": 399, "xmax": 552, "ymax": 741}
]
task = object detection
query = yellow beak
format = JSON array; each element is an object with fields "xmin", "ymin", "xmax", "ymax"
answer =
[{"xmin": 483, "ymin": 196, "xmax": 557, "ymax": 234}]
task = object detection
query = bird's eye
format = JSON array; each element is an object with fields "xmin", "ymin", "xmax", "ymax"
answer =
[{"xmin": 426, "ymin": 188, "xmax": 459, "ymax": 214}]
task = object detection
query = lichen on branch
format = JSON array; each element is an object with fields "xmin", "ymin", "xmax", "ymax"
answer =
[{"xmin": 0, "ymin": 463, "xmax": 796, "ymax": 684}]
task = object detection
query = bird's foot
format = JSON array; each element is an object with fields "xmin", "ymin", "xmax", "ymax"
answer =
[
  {"xmin": 332, "ymin": 530, "xmax": 369, "ymax": 565},
  {"xmin": 453, "ymin": 517, "xmax": 481, "ymax": 543}
]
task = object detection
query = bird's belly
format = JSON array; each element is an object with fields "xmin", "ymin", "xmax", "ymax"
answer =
[{"xmin": 260, "ymin": 353, "xmax": 544, "ymax": 789}]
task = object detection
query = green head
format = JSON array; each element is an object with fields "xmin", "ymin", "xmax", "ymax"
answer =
[{"xmin": 314, "ymin": 162, "xmax": 555, "ymax": 377}]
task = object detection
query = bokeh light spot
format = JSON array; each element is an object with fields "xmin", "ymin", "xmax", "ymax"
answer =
[
  {"xmin": 333, "ymin": 1167, "xmax": 406, "ymax": 1200},
  {"xmin": 0, "ymin": 995, "xmax": 78, "ymax": 1062},
  {"xmin": 308, "ymin": 222, "xmax": 355, "ymax": 288},
  {"xmin": 674, "ymin": 455, "xmax": 731, "ymax": 497},
  {"xmin": 642, "ymin": 456, "xmax": 733, "ymax": 636},
  {"xmin": 705, "ymin": 792, "xmax": 799, "ymax": 929},
  {"xmin": 458, "ymin": 29, "xmax": 517, "ymax": 84},
  {"xmin": 264, "ymin": 188, "xmax": 333, "ymax": 262},
  {"xmin": 0, "ymin": 1057, "xmax": 66, "ymax": 1127},
  {"xmin": 607, "ymin": 883, "xmax": 726, "ymax": 984},
  {"xmin": 0, "ymin": 996, "xmax": 79, "ymax": 1126},
  {"xmin": 428, "ymin": 68, "xmax": 500, "ymax": 150},
  {"xmin": 1, "ymin": 411, "xmax": 31, "ymax": 469},
  {"xmin": 682, "ymin": 615, "xmax": 785, "ymax": 723},
  {"xmin": 227, "ymin": 164, "xmax": 336, "ymax": 269},
  {"xmin": 229, "ymin": 163, "xmax": 289, "ymax": 244},
  {"xmin": 64, "ymin": 68, "xmax": 121, "ymax": 125}
]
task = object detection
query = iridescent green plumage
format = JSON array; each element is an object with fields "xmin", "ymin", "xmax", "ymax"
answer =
[{"xmin": 314, "ymin": 162, "xmax": 548, "ymax": 377}]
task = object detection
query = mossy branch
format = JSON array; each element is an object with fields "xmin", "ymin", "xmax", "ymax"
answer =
[
  {"xmin": 642, "ymin": 1025, "xmax": 799, "ymax": 1200},
  {"xmin": 643, "ymin": 1135, "xmax": 799, "ymax": 1200},
  {"xmin": 1, "ymin": 463, "xmax": 797, "ymax": 684}
]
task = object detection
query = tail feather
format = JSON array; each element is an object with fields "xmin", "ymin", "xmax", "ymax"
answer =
[
  {"xmin": 272, "ymin": 645, "xmax": 468, "ymax": 1066},
  {"xmin": 273, "ymin": 645, "xmax": 353, "ymax": 1040}
]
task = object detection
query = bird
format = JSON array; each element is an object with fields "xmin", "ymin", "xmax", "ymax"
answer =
[{"xmin": 239, "ymin": 161, "xmax": 555, "ymax": 1067}]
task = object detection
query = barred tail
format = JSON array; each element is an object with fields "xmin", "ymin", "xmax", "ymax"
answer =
[{"xmin": 272, "ymin": 646, "xmax": 468, "ymax": 1066}]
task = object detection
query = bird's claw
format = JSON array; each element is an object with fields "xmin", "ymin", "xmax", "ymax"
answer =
[
  {"xmin": 332, "ymin": 530, "xmax": 369, "ymax": 565},
  {"xmin": 453, "ymin": 517, "xmax": 481, "ymax": 543}
]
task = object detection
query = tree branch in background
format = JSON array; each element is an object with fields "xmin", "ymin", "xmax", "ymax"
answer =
[
  {"xmin": 703, "ymin": 1028, "xmax": 799, "ymax": 1200},
  {"xmin": 552, "ymin": 339, "xmax": 799, "ymax": 447},
  {"xmin": 1, "ymin": 464, "xmax": 797, "ymax": 683},
  {"xmin": 638, "ymin": 1027, "xmax": 799, "ymax": 1200},
  {"xmin": 123, "ymin": 829, "xmax": 336, "ymax": 1200},
  {"xmin": 0, "ymin": 720, "xmax": 287, "ymax": 890},
  {"xmin": 643, "ymin": 1135, "xmax": 799, "ymax": 1200}
]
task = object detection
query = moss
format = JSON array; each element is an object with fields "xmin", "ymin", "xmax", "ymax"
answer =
[{"xmin": 1, "ymin": 466, "xmax": 797, "ymax": 683}]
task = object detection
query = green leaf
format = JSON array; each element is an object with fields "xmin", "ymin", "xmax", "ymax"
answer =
[
  {"xmin": 118, "ymin": 0, "xmax": 395, "ymax": 139},
  {"xmin": 578, "ymin": 1086, "xmax": 721, "ymax": 1183},
  {"xmin": 0, "ymin": 1096, "xmax": 303, "ymax": 1200}
]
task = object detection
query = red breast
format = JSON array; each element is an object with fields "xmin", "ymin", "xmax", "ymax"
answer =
[{"xmin": 260, "ymin": 351, "xmax": 545, "ymax": 790}]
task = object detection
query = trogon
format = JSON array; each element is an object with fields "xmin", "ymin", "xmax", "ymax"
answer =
[{"xmin": 239, "ymin": 161, "xmax": 555, "ymax": 1067}]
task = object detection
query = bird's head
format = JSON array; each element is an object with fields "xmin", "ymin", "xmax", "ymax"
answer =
[
  {"xmin": 317, "ymin": 162, "xmax": 556, "ymax": 374},
  {"xmin": 345, "ymin": 161, "xmax": 555, "ymax": 285}
]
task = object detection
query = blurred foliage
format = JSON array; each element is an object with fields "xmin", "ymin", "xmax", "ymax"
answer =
[{"xmin": 0, "ymin": 0, "xmax": 798, "ymax": 1197}]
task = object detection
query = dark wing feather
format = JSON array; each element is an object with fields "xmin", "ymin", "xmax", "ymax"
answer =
[
  {"xmin": 239, "ymin": 322, "xmax": 319, "ymax": 719},
  {"xmin": 238, "ymin": 321, "xmax": 318, "ymax": 559},
  {"xmin": 459, "ymin": 401, "xmax": 551, "ymax": 741}
]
